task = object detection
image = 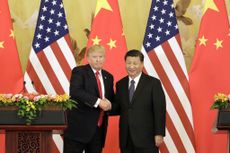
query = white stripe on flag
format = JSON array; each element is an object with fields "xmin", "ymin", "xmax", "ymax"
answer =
[
  {"xmin": 141, "ymin": 46, "xmax": 159, "ymax": 79},
  {"xmin": 154, "ymin": 45, "xmax": 193, "ymax": 123},
  {"xmin": 164, "ymin": 128, "xmax": 178, "ymax": 153},
  {"xmin": 43, "ymin": 46, "xmax": 69, "ymax": 93},
  {"xmin": 52, "ymin": 134, "xmax": 63, "ymax": 153},
  {"xmin": 165, "ymin": 90, "xmax": 195, "ymax": 153},
  {"xmin": 29, "ymin": 49, "xmax": 56, "ymax": 94},
  {"xmin": 24, "ymin": 72, "xmax": 37, "ymax": 93},
  {"xmin": 168, "ymin": 37, "xmax": 188, "ymax": 79},
  {"xmin": 57, "ymin": 37, "xmax": 76, "ymax": 69}
]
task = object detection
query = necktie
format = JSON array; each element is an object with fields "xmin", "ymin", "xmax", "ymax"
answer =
[
  {"xmin": 95, "ymin": 71, "xmax": 103, "ymax": 127},
  {"xmin": 129, "ymin": 80, "xmax": 135, "ymax": 102},
  {"xmin": 95, "ymin": 71, "xmax": 102, "ymax": 98}
]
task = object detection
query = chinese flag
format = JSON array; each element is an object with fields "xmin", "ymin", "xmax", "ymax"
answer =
[
  {"xmin": 86, "ymin": 0, "xmax": 127, "ymax": 152},
  {"xmin": 189, "ymin": 0, "xmax": 230, "ymax": 153},
  {"xmin": 0, "ymin": 0, "xmax": 23, "ymax": 94},
  {"xmin": 0, "ymin": 0, "xmax": 24, "ymax": 152}
]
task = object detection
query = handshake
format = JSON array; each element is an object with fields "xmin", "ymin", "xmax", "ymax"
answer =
[{"xmin": 98, "ymin": 98, "xmax": 112, "ymax": 111}]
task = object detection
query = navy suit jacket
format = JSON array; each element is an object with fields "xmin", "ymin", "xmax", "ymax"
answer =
[{"xmin": 64, "ymin": 64, "xmax": 114, "ymax": 146}]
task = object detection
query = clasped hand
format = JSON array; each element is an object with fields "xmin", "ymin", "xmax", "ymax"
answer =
[{"xmin": 98, "ymin": 98, "xmax": 111, "ymax": 111}]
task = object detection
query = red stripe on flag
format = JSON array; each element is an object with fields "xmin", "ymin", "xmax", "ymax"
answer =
[
  {"xmin": 50, "ymin": 138, "xmax": 60, "ymax": 153},
  {"xmin": 147, "ymin": 50, "xmax": 196, "ymax": 149},
  {"xmin": 50, "ymin": 42, "xmax": 71, "ymax": 80},
  {"xmin": 26, "ymin": 62, "xmax": 46, "ymax": 93},
  {"xmin": 162, "ymin": 39, "xmax": 190, "ymax": 99},
  {"xmin": 159, "ymin": 141, "xmax": 169, "ymax": 153},
  {"xmin": 175, "ymin": 34, "xmax": 183, "ymax": 50},
  {"xmin": 165, "ymin": 113, "xmax": 187, "ymax": 152},
  {"xmin": 64, "ymin": 35, "xmax": 75, "ymax": 54},
  {"xmin": 37, "ymin": 51, "xmax": 64, "ymax": 94}
]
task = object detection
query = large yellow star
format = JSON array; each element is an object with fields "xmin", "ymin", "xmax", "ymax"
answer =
[
  {"xmin": 203, "ymin": 0, "xmax": 219, "ymax": 15},
  {"xmin": 198, "ymin": 35, "xmax": 208, "ymax": 46},
  {"xmin": 92, "ymin": 35, "xmax": 102, "ymax": 45},
  {"xmin": 107, "ymin": 38, "xmax": 116, "ymax": 49},
  {"xmin": 0, "ymin": 41, "xmax": 4, "ymax": 49},
  {"xmin": 9, "ymin": 29, "xmax": 15, "ymax": 39},
  {"xmin": 214, "ymin": 39, "xmax": 223, "ymax": 49},
  {"xmin": 95, "ymin": 0, "xmax": 112, "ymax": 17}
]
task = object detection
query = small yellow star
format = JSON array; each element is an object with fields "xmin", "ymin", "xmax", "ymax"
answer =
[
  {"xmin": 95, "ymin": 0, "xmax": 113, "ymax": 17},
  {"xmin": 214, "ymin": 39, "xmax": 223, "ymax": 49},
  {"xmin": 0, "ymin": 41, "xmax": 4, "ymax": 49},
  {"xmin": 92, "ymin": 35, "xmax": 101, "ymax": 45},
  {"xmin": 198, "ymin": 35, "xmax": 208, "ymax": 46},
  {"xmin": 9, "ymin": 29, "xmax": 15, "ymax": 39},
  {"xmin": 107, "ymin": 38, "xmax": 116, "ymax": 49}
]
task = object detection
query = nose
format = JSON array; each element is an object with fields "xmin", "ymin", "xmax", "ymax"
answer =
[
  {"xmin": 96, "ymin": 57, "xmax": 100, "ymax": 61},
  {"xmin": 129, "ymin": 64, "xmax": 135, "ymax": 69}
]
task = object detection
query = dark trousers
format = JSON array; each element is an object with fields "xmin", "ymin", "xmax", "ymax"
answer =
[
  {"xmin": 64, "ymin": 127, "xmax": 103, "ymax": 153},
  {"xmin": 120, "ymin": 128, "xmax": 158, "ymax": 153}
]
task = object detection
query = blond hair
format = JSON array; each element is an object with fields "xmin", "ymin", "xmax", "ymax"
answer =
[{"xmin": 87, "ymin": 45, "xmax": 105, "ymax": 56}]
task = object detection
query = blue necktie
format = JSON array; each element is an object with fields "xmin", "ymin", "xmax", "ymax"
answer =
[{"xmin": 129, "ymin": 80, "xmax": 135, "ymax": 102}]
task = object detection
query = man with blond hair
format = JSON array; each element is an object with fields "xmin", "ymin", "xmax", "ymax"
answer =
[{"xmin": 64, "ymin": 45, "xmax": 114, "ymax": 153}]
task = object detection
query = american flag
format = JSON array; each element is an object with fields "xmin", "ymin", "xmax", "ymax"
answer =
[
  {"xmin": 24, "ymin": 0, "xmax": 76, "ymax": 94},
  {"xmin": 24, "ymin": 0, "xmax": 76, "ymax": 152},
  {"xmin": 141, "ymin": 0, "xmax": 196, "ymax": 152}
]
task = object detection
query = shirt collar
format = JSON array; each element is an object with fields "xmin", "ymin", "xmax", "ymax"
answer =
[
  {"xmin": 129, "ymin": 72, "xmax": 142, "ymax": 84},
  {"xmin": 91, "ymin": 67, "xmax": 102, "ymax": 75}
]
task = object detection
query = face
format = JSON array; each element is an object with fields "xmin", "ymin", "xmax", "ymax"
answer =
[
  {"xmin": 125, "ymin": 56, "xmax": 144, "ymax": 79},
  {"xmin": 87, "ymin": 50, "xmax": 105, "ymax": 71}
]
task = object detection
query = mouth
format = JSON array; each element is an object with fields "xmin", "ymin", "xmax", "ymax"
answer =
[{"xmin": 128, "ymin": 70, "xmax": 135, "ymax": 73}]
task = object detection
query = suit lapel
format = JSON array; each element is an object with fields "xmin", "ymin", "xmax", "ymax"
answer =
[
  {"xmin": 122, "ymin": 77, "xmax": 130, "ymax": 105},
  {"xmin": 86, "ymin": 65, "xmax": 100, "ymax": 97},
  {"xmin": 101, "ymin": 70, "xmax": 108, "ymax": 98}
]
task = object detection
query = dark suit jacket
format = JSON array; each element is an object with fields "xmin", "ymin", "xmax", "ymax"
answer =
[
  {"xmin": 64, "ymin": 64, "xmax": 114, "ymax": 146},
  {"xmin": 113, "ymin": 73, "xmax": 166, "ymax": 149}
]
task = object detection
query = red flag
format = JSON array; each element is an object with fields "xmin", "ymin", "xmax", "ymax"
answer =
[
  {"xmin": 24, "ymin": 0, "xmax": 76, "ymax": 152},
  {"xmin": 189, "ymin": 0, "xmax": 230, "ymax": 152},
  {"xmin": 0, "ymin": 0, "xmax": 23, "ymax": 94},
  {"xmin": 141, "ymin": 0, "xmax": 196, "ymax": 152},
  {"xmin": 0, "ymin": 0, "xmax": 24, "ymax": 152},
  {"xmin": 0, "ymin": 0, "xmax": 23, "ymax": 153},
  {"xmin": 86, "ymin": 0, "xmax": 127, "ymax": 152}
]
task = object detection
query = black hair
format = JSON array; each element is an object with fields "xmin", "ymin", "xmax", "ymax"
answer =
[{"xmin": 124, "ymin": 49, "xmax": 144, "ymax": 62}]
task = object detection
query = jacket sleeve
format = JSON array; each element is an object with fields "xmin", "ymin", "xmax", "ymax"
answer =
[
  {"xmin": 152, "ymin": 79, "xmax": 166, "ymax": 136},
  {"xmin": 109, "ymin": 82, "xmax": 121, "ymax": 116},
  {"xmin": 69, "ymin": 67, "xmax": 98, "ymax": 107}
]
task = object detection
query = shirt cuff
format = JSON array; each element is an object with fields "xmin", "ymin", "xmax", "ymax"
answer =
[{"xmin": 94, "ymin": 98, "xmax": 101, "ymax": 108}]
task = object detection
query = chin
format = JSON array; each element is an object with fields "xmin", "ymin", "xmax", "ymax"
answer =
[
  {"xmin": 96, "ymin": 67, "xmax": 103, "ymax": 70},
  {"xmin": 128, "ymin": 74, "xmax": 135, "ymax": 78}
]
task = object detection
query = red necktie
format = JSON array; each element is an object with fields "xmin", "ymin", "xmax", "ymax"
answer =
[{"xmin": 95, "ymin": 71, "xmax": 103, "ymax": 127}]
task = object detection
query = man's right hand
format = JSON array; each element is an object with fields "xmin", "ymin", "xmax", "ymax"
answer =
[{"xmin": 99, "ymin": 99, "xmax": 111, "ymax": 111}]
